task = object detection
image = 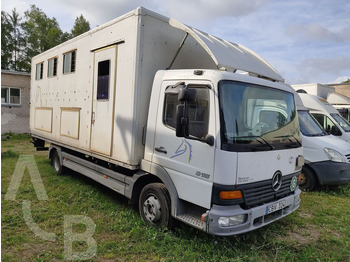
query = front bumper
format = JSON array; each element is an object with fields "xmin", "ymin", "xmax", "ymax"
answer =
[
  {"xmin": 206, "ymin": 189, "xmax": 301, "ymax": 236},
  {"xmin": 310, "ymin": 161, "xmax": 350, "ymax": 186}
]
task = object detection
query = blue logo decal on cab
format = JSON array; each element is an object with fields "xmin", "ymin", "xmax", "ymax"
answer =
[{"xmin": 170, "ymin": 139, "xmax": 193, "ymax": 163}]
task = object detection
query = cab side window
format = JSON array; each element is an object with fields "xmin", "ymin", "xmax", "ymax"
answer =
[
  {"xmin": 312, "ymin": 113, "xmax": 336, "ymax": 133},
  {"xmin": 163, "ymin": 86, "xmax": 209, "ymax": 139}
]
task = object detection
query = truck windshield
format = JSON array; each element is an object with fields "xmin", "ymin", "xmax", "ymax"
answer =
[
  {"xmin": 298, "ymin": 110, "xmax": 328, "ymax": 137},
  {"xmin": 218, "ymin": 80, "xmax": 301, "ymax": 152},
  {"xmin": 331, "ymin": 113, "xmax": 350, "ymax": 132}
]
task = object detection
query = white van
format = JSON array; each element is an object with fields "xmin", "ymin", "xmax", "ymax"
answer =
[
  {"xmin": 295, "ymin": 95, "xmax": 350, "ymax": 190},
  {"xmin": 297, "ymin": 93, "xmax": 350, "ymax": 143}
]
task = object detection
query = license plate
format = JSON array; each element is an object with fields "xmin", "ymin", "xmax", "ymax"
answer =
[{"xmin": 266, "ymin": 200, "xmax": 286, "ymax": 215}]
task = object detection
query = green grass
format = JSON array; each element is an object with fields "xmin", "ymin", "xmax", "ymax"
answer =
[{"xmin": 2, "ymin": 134, "xmax": 350, "ymax": 261}]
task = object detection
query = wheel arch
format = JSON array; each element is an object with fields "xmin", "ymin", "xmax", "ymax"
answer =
[
  {"xmin": 300, "ymin": 163, "xmax": 320, "ymax": 191},
  {"xmin": 129, "ymin": 161, "xmax": 180, "ymax": 218},
  {"xmin": 49, "ymin": 144, "xmax": 63, "ymax": 166},
  {"xmin": 303, "ymin": 163, "xmax": 320, "ymax": 184}
]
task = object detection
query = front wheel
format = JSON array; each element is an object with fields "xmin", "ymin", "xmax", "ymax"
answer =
[
  {"xmin": 139, "ymin": 183, "xmax": 174, "ymax": 228},
  {"xmin": 299, "ymin": 165, "xmax": 317, "ymax": 191}
]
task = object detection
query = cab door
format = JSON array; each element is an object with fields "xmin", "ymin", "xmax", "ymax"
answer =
[
  {"xmin": 152, "ymin": 80, "xmax": 215, "ymax": 209},
  {"xmin": 90, "ymin": 46, "xmax": 117, "ymax": 155}
]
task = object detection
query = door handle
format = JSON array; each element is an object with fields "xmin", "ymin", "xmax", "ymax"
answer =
[{"xmin": 155, "ymin": 147, "xmax": 167, "ymax": 154}]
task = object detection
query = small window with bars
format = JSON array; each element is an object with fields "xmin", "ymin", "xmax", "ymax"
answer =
[
  {"xmin": 48, "ymin": 57, "xmax": 58, "ymax": 77},
  {"xmin": 35, "ymin": 62, "xmax": 43, "ymax": 80},
  {"xmin": 63, "ymin": 50, "xmax": 76, "ymax": 74}
]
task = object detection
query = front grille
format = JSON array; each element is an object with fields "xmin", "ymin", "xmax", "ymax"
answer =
[
  {"xmin": 346, "ymin": 154, "xmax": 350, "ymax": 163},
  {"xmin": 237, "ymin": 173, "xmax": 296, "ymax": 209}
]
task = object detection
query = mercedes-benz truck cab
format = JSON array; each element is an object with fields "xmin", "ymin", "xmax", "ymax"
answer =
[{"xmin": 145, "ymin": 69, "xmax": 303, "ymax": 235}]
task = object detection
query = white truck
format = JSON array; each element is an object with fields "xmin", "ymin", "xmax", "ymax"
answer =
[
  {"xmin": 294, "ymin": 94, "xmax": 350, "ymax": 190},
  {"xmin": 30, "ymin": 7, "xmax": 303, "ymax": 235}
]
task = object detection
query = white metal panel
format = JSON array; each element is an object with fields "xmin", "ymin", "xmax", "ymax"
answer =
[
  {"xmin": 236, "ymin": 148, "xmax": 301, "ymax": 185},
  {"xmin": 169, "ymin": 19, "xmax": 284, "ymax": 82},
  {"xmin": 213, "ymin": 149, "xmax": 238, "ymax": 185},
  {"xmin": 60, "ymin": 108, "xmax": 80, "ymax": 139},
  {"xmin": 34, "ymin": 107, "xmax": 52, "ymax": 133}
]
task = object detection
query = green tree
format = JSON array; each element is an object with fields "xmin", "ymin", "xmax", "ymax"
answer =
[
  {"xmin": 71, "ymin": 14, "xmax": 90, "ymax": 38},
  {"xmin": 1, "ymin": 11, "xmax": 12, "ymax": 69},
  {"xmin": 1, "ymin": 9, "xmax": 25, "ymax": 71},
  {"xmin": 21, "ymin": 5, "xmax": 65, "ymax": 71},
  {"xmin": 9, "ymin": 9, "xmax": 26, "ymax": 71},
  {"xmin": 1, "ymin": 5, "xmax": 92, "ymax": 72}
]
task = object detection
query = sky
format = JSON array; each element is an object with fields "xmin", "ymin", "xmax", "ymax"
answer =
[{"xmin": 2, "ymin": 0, "xmax": 350, "ymax": 85}]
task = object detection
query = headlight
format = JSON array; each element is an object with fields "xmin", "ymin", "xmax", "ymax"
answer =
[
  {"xmin": 324, "ymin": 148, "xmax": 347, "ymax": 163},
  {"xmin": 218, "ymin": 214, "xmax": 247, "ymax": 227}
]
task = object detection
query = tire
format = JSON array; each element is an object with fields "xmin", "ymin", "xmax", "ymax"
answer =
[
  {"xmin": 139, "ymin": 183, "xmax": 174, "ymax": 229},
  {"xmin": 51, "ymin": 150, "xmax": 65, "ymax": 175},
  {"xmin": 299, "ymin": 165, "xmax": 317, "ymax": 191}
]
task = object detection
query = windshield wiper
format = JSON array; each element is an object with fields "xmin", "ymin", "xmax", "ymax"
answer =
[
  {"xmin": 308, "ymin": 133, "xmax": 326, "ymax": 137},
  {"xmin": 274, "ymin": 134, "xmax": 302, "ymax": 146},
  {"xmin": 235, "ymin": 135, "xmax": 275, "ymax": 150},
  {"xmin": 256, "ymin": 136, "xmax": 275, "ymax": 150}
]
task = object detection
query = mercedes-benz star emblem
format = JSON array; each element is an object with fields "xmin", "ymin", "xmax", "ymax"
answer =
[{"xmin": 272, "ymin": 171, "xmax": 282, "ymax": 192}]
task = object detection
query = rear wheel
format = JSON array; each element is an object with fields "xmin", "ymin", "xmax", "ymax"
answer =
[
  {"xmin": 139, "ymin": 183, "xmax": 174, "ymax": 228},
  {"xmin": 299, "ymin": 165, "xmax": 317, "ymax": 191},
  {"xmin": 51, "ymin": 150, "xmax": 65, "ymax": 175}
]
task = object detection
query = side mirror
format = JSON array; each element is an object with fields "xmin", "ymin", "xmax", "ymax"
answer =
[
  {"xmin": 175, "ymin": 104, "xmax": 188, "ymax": 137},
  {"xmin": 204, "ymin": 134, "xmax": 214, "ymax": 146},
  {"xmin": 330, "ymin": 125, "xmax": 342, "ymax": 136}
]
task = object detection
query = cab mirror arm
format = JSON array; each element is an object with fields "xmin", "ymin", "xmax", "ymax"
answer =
[{"xmin": 176, "ymin": 104, "xmax": 188, "ymax": 137}]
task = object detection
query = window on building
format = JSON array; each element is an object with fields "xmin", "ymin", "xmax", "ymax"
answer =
[
  {"xmin": 1, "ymin": 87, "xmax": 21, "ymax": 106},
  {"xmin": 48, "ymin": 57, "xmax": 58, "ymax": 77},
  {"xmin": 97, "ymin": 60, "xmax": 110, "ymax": 100},
  {"xmin": 163, "ymin": 85, "xmax": 209, "ymax": 139},
  {"xmin": 63, "ymin": 50, "xmax": 76, "ymax": 74},
  {"xmin": 1, "ymin": 88, "xmax": 8, "ymax": 103},
  {"xmin": 36, "ymin": 62, "xmax": 43, "ymax": 80}
]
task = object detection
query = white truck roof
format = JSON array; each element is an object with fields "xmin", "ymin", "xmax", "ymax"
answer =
[
  {"xmin": 168, "ymin": 18, "xmax": 284, "ymax": 82},
  {"xmin": 298, "ymin": 93, "xmax": 339, "ymax": 114},
  {"xmin": 327, "ymin": 92, "xmax": 350, "ymax": 105}
]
